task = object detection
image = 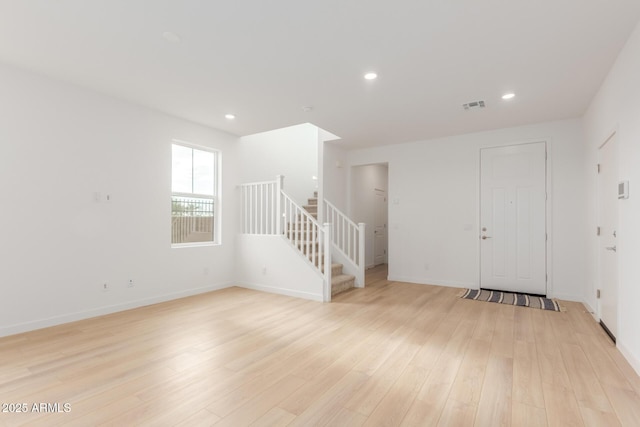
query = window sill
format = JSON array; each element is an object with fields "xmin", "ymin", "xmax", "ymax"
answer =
[{"xmin": 171, "ymin": 242, "xmax": 220, "ymax": 249}]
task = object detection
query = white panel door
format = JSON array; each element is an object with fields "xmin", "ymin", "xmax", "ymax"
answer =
[
  {"xmin": 598, "ymin": 134, "xmax": 618, "ymax": 339},
  {"xmin": 480, "ymin": 142, "xmax": 547, "ymax": 295},
  {"xmin": 374, "ymin": 189, "xmax": 387, "ymax": 265}
]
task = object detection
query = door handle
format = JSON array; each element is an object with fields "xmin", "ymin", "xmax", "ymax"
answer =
[
  {"xmin": 606, "ymin": 246, "xmax": 617, "ymax": 252},
  {"xmin": 482, "ymin": 236, "xmax": 492, "ymax": 240}
]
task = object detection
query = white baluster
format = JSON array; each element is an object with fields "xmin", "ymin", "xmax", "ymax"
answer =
[{"xmin": 323, "ymin": 223, "xmax": 332, "ymax": 302}]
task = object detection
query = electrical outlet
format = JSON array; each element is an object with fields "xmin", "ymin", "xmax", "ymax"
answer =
[
  {"xmin": 94, "ymin": 192, "xmax": 112, "ymax": 203},
  {"xmin": 262, "ymin": 266, "xmax": 267, "ymax": 275},
  {"xmin": 102, "ymin": 282, "xmax": 108, "ymax": 292},
  {"xmin": 127, "ymin": 279, "xmax": 134, "ymax": 288}
]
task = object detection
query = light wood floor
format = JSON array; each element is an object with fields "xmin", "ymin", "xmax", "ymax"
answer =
[{"xmin": 1, "ymin": 265, "xmax": 640, "ymax": 426}]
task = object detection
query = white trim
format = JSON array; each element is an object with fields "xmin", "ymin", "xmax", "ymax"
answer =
[
  {"xmin": 581, "ymin": 300, "xmax": 599, "ymax": 322},
  {"xmin": 598, "ymin": 129, "xmax": 617, "ymax": 150},
  {"xmin": 172, "ymin": 138, "xmax": 220, "ymax": 154},
  {"xmin": 547, "ymin": 292, "xmax": 583, "ymax": 302},
  {"xmin": 171, "ymin": 142, "xmax": 219, "ymax": 197},
  {"xmin": 595, "ymin": 132, "xmax": 619, "ymax": 336},
  {"xmin": 172, "ymin": 192, "xmax": 215, "ymax": 199},
  {"xmin": 0, "ymin": 281, "xmax": 234, "ymax": 338},
  {"xmin": 388, "ymin": 275, "xmax": 476, "ymax": 289},
  {"xmin": 171, "ymin": 141, "xmax": 221, "ymax": 245},
  {"xmin": 235, "ymin": 282, "xmax": 324, "ymax": 302},
  {"xmin": 373, "ymin": 189, "xmax": 388, "ymax": 266},
  {"xmin": 478, "ymin": 140, "xmax": 550, "ymax": 296},
  {"xmin": 171, "ymin": 241, "xmax": 219, "ymax": 248},
  {"xmin": 544, "ymin": 139, "xmax": 554, "ymax": 299},
  {"xmin": 238, "ymin": 179, "xmax": 279, "ymax": 187},
  {"xmin": 217, "ymin": 150, "xmax": 223, "ymax": 244}
]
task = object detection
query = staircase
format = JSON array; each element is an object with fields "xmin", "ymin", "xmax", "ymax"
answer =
[
  {"xmin": 300, "ymin": 192, "xmax": 356, "ymax": 297},
  {"xmin": 239, "ymin": 176, "xmax": 363, "ymax": 302}
]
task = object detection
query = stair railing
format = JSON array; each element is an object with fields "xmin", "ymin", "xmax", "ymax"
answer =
[
  {"xmin": 239, "ymin": 175, "xmax": 332, "ymax": 301},
  {"xmin": 282, "ymin": 190, "xmax": 332, "ymax": 301},
  {"xmin": 239, "ymin": 178, "xmax": 280, "ymax": 235},
  {"xmin": 323, "ymin": 199, "xmax": 365, "ymax": 287}
]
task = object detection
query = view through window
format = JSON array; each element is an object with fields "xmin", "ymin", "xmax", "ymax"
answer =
[{"xmin": 171, "ymin": 143, "xmax": 217, "ymax": 245}]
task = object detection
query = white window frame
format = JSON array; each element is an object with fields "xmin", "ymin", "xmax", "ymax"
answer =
[{"xmin": 171, "ymin": 140, "xmax": 221, "ymax": 247}]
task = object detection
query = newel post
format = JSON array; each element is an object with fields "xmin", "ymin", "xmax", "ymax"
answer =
[
  {"xmin": 358, "ymin": 222, "xmax": 366, "ymax": 288},
  {"xmin": 324, "ymin": 222, "xmax": 332, "ymax": 302},
  {"xmin": 276, "ymin": 175, "xmax": 284, "ymax": 235}
]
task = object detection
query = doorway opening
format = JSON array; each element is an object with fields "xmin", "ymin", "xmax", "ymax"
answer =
[{"xmin": 351, "ymin": 163, "xmax": 389, "ymax": 272}]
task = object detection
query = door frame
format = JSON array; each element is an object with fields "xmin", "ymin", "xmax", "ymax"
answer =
[
  {"xmin": 478, "ymin": 140, "xmax": 551, "ymax": 295},
  {"xmin": 596, "ymin": 130, "xmax": 619, "ymax": 341},
  {"xmin": 348, "ymin": 162, "xmax": 389, "ymax": 271},
  {"xmin": 373, "ymin": 188, "xmax": 388, "ymax": 265}
]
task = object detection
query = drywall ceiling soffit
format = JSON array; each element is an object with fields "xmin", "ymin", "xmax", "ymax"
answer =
[{"xmin": 0, "ymin": 1, "xmax": 639, "ymax": 149}]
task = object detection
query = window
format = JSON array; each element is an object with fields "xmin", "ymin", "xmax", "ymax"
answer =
[{"xmin": 171, "ymin": 142, "xmax": 219, "ymax": 246}]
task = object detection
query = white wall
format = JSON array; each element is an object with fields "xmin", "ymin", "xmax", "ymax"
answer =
[
  {"xmin": 235, "ymin": 235, "xmax": 324, "ymax": 301},
  {"xmin": 322, "ymin": 141, "xmax": 348, "ymax": 211},
  {"xmin": 0, "ymin": 63, "xmax": 239, "ymax": 337},
  {"xmin": 238, "ymin": 123, "xmax": 318, "ymax": 206},
  {"xmin": 350, "ymin": 164, "xmax": 389, "ymax": 268},
  {"xmin": 347, "ymin": 119, "xmax": 587, "ymax": 299},
  {"xmin": 583, "ymin": 21, "xmax": 640, "ymax": 374},
  {"xmin": 236, "ymin": 124, "xmax": 323, "ymax": 301}
]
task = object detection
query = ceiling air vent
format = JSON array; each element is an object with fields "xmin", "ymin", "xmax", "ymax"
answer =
[{"xmin": 463, "ymin": 100, "xmax": 486, "ymax": 110}]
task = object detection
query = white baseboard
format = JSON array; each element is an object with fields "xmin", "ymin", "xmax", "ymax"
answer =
[
  {"xmin": 236, "ymin": 282, "xmax": 324, "ymax": 302},
  {"xmin": 388, "ymin": 275, "xmax": 475, "ymax": 289},
  {"xmin": 0, "ymin": 281, "xmax": 233, "ymax": 338},
  {"xmin": 617, "ymin": 341, "xmax": 640, "ymax": 377},
  {"xmin": 548, "ymin": 292, "xmax": 582, "ymax": 302},
  {"xmin": 581, "ymin": 299, "xmax": 598, "ymax": 320}
]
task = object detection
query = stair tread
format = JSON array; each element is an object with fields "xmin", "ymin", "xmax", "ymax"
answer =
[
  {"xmin": 323, "ymin": 263, "xmax": 343, "ymax": 272},
  {"xmin": 331, "ymin": 274, "xmax": 355, "ymax": 297},
  {"xmin": 332, "ymin": 274, "xmax": 355, "ymax": 284}
]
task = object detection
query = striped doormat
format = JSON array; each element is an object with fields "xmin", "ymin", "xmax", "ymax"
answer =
[{"xmin": 460, "ymin": 289, "xmax": 562, "ymax": 312}]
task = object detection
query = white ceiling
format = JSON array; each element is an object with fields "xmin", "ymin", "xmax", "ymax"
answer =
[{"xmin": 1, "ymin": 1, "xmax": 639, "ymax": 148}]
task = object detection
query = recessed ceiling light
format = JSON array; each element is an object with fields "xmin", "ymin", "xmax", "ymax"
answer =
[
  {"xmin": 364, "ymin": 72, "xmax": 378, "ymax": 80},
  {"xmin": 502, "ymin": 93, "xmax": 516, "ymax": 100},
  {"xmin": 162, "ymin": 31, "xmax": 181, "ymax": 44},
  {"xmin": 225, "ymin": 114, "xmax": 236, "ymax": 120}
]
